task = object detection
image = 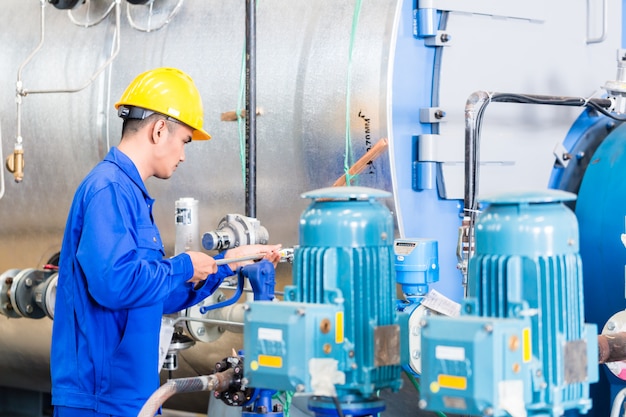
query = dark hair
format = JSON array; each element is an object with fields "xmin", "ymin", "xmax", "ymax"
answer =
[{"xmin": 121, "ymin": 113, "xmax": 167, "ymax": 137}]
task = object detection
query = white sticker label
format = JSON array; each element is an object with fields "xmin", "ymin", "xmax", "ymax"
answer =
[
  {"xmin": 422, "ymin": 289, "xmax": 461, "ymax": 317},
  {"xmin": 258, "ymin": 327, "xmax": 283, "ymax": 341},
  {"xmin": 435, "ymin": 345, "xmax": 465, "ymax": 361}
]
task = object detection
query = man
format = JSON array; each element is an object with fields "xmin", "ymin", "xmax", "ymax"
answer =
[{"xmin": 50, "ymin": 67, "xmax": 281, "ymax": 417}]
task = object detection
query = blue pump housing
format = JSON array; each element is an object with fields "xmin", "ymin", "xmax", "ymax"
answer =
[
  {"xmin": 421, "ymin": 190, "xmax": 598, "ymax": 417},
  {"xmin": 244, "ymin": 186, "xmax": 406, "ymax": 417},
  {"xmin": 287, "ymin": 187, "xmax": 403, "ymax": 397}
]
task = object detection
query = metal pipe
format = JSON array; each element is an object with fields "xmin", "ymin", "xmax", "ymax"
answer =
[
  {"xmin": 463, "ymin": 91, "xmax": 613, "ymax": 247},
  {"xmin": 245, "ymin": 0, "xmax": 257, "ymax": 218},
  {"xmin": 598, "ymin": 332, "xmax": 626, "ymax": 364},
  {"xmin": 21, "ymin": 0, "xmax": 121, "ymax": 95},
  {"xmin": 15, "ymin": 0, "xmax": 46, "ymax": 143}
]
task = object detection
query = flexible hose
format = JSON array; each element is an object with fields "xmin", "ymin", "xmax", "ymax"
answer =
[
  {"xmin": 137, "ymin": 374, "xmax": 220, "ymax": 417},
  {"xmin": 610, "ymin": 386, "xmax": 626, "ymax": 417}
]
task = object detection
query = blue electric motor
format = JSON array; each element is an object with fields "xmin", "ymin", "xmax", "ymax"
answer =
[
  {"xmin": 244, "ymin": 186, "xmax": 405, "ymax": 417},
  {"xmin": 420, "ymin": 190, "xmax": 598, "ymax": 417}
]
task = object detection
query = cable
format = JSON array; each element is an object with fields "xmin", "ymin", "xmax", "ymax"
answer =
[
  {"xmin": 126, "ymin": 0, "xmax": 184, "ymax": 32},
  {"xmin": 68, "ymin": 0, "xmax": 116, "ymax": 28}
]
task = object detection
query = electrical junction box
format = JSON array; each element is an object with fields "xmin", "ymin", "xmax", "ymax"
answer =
[
  {"xmin": 420, "ymin": 314, "xmax": 532, "ymax": 417},
  {"xmin": 243, "ymin": 301, "xmax": 347, "ymax": 393}
]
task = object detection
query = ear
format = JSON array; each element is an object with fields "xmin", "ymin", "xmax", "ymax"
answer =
[{"xmin": 151, "ymin": 119, "xmax": 167, "ymax": 144}]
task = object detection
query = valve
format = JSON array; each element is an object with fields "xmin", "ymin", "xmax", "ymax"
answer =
[
  {"xmin": 213, "ymin": 354, "xmax": 254, "ymax": 407},
  {"xmin": 6, "ymin": 143, "xmax": 24, "ymax": 183},
  {"xmin": 202, "ymin": 214, "xmax": 269, "ymax": 251}
]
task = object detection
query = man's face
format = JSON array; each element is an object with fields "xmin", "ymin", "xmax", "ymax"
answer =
[{"xmin": 153, "ymin": 118, "xmax": 193, "ymax": 179}]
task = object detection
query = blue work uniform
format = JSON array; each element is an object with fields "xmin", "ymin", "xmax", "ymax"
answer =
[{"xmin": 51, "ymin": 147, "xmax": 234, "ymax": 416}]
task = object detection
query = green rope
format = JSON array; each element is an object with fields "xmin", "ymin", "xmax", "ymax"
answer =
[
  {"xmin": 343, "ymin": 0, "xmax": 363, "ymax": 186},
  {"xmin": 272, "ymin": 390, "xmax": 294, "ymax": 417}
]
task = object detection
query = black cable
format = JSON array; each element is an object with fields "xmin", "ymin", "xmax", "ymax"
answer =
[{"xmin": 332, "ymin": 396, "xmax": 345, "ymax": 417}]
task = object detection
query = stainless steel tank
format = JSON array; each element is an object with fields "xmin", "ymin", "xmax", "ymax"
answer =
[{"xmin": 0, "ymin": 0, "xmax": 398, "ymax": 413}]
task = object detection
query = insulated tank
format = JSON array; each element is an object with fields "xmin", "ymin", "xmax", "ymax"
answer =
[{"xmin": 0, "ymin": 0, "xmax": 398, "ymax": 413}]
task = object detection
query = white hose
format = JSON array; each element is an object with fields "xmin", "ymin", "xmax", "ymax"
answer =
[
  {"xmin": 137, "ymin": 375, "xmax": 218, "ymax": 417},
  {"xmin": 610, "ymin": 386, "xmax": 626, "ymax": 417}
]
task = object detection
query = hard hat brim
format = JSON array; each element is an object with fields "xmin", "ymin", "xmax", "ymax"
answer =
[{"xmin": 192, "ymin": 128, "xmax": 211, "ymax": 141}]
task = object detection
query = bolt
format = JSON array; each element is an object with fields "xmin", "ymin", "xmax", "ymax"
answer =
[
  {"xmin": 381, "ymin": 232, "xmax": 388, "ymax": 241},
  {"xmin": 296, "ymin": 308, "xmax": 306, "ymax": 316},
  {"xmin": 419, "ymin": 319, "xmax": 428, "ymax": 328},
  {"xmin": 348, "ymin": 350, "xmax": 355, "ymax": 358},
  {"xmin": 5, "ymin": 277, "xmax": 13, "ymax": 285},
  {"xmin": 256, "ymin": 406, "xmax": 267, "ymax": 414},
  {"xmin": 483, "ymin": 323, "xmax": 493, "ymax": 333},
  {"xmin": 483, "ymin": 407, "xmax": 494, "ymax": 416},
  {"xmin": 562, "ymin": 153, "xmax": 572, "ymax": 161},
  {"xmin": 440, "ymin": 33, "xmax": 451, "ymax": 43},
  {"xmin": 243, "ymin": 304, "xmax": 250, "ymax": 311},
  {"xmin": 274, "ymin": 404, "xmax": 283, "ymax": 412},
  {"xmin": 26, "ymin": 304, "xmax": 33, "ymax": 314},
  {"xmin": 24, "ymin": 278, "xmax": 32, "ymax": 287},
  {"xmin": 412, "ymin": 350, "xmax": 421, "ymax": 360},
  {"xmin": 418, "ymin": 400, "xmax": 427, "ymax": 409},
  {"xmin": 607, "ymin": 321, "xmax": 616, "ymax": 331},
  {"xmin": 197, "ymin": 327, "xmax": 206, "ymax": 336},
  {"xmin": 434, "ymin": 110, "xmax": 446, "ymax": 119},
  {"xmin": 576, "ymin": 151, "xmax": 585, "ymax": 160},
  {"xmin": 296, "ymin": 384, "xmax": 305, "ymax": 392}
]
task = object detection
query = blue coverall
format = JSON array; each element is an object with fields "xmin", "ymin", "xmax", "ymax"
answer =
[{"xmin": 51, "ymin": 147, "xmax": 233, "ymax": 416}]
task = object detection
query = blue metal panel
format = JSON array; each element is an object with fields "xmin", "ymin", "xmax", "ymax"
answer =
[
  {"xmin": 421, "ymin": 315, "xmax": 532, "ymax": 417},
  {"xmin": 390, "ymin": 0, "xmax": 464, "ymax": 304},
  {"xmin": 243, "ymin": 301, "xmax": 344, "ymax": 393}
]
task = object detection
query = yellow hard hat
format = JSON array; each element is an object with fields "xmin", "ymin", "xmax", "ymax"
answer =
[{"xmin": 115, "ymin": 67, "xmax": 211, "ymax": 141}]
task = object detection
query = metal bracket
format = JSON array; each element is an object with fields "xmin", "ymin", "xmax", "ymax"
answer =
[
  {"xmin": 424, "ymin": 30, "xmax": 453, "ymax": 47},
  {"xmin": 553, "ymin": 141, "xmax": 571, "ymax": 168},
  {"xmin": 420, "ymin": 107, "xmax": 447, "ymax": 123}
]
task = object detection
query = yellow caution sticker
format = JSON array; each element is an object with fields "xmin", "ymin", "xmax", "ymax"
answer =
[
  {"xmin": 523, "ymin": 327, "xmax": 532, "ymax": 363},
  {"xmin": 335, "ymin": 311, "xmax": 344, "ymax": 344},
  {"xmin": 437, "ymin": 374, "xmax": 467, "ymax": 390},
  {"xmin": 258, "ymin": 355, "xmax": 283, "ymax": 368}
]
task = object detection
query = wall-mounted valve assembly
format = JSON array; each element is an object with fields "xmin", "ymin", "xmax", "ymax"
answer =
[{"xmin": 202, "ymin": 214, "xmax": 269, "ymax": 251}]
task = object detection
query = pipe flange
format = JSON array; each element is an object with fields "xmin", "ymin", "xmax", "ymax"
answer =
[
  {"xmin": 10, "ymin": 269, "xmax": 48, "ymax": 319},
  {"xmin": 185, "ymin": 290, "xmax": 226, "ymax": 342},
  {"xmin": 0, "ymin": 269, "xmax": 21, "ymax": 318}
]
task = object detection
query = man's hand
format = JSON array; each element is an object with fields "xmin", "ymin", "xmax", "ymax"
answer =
[
  {"xmin": 223, "ymin": 244, "xmax": 282, "ymax": 272},
  {"xmin": 185, "ymin": 251, "xmax": 218, "ymax": 284}
]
